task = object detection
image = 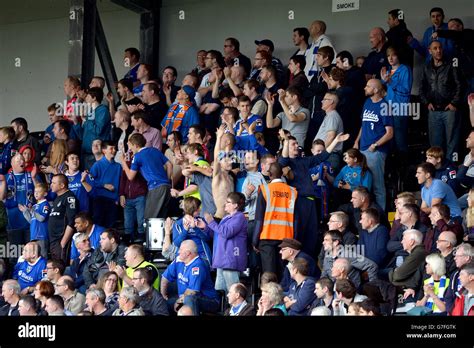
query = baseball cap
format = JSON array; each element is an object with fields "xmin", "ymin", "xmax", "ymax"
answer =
[
  {"xmin": 278, "ymin": 238, "xmax": 302, "ymax": 250},
  {"xmin": 255, "ymin": 39, "xmax": 274, "ymax": 52},
  {"xmin": 181, "ymin": 85, "xmax": 196, "ymax": 102}
]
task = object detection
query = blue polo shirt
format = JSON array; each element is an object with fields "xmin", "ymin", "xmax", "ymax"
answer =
[
  {"xmin": 360, "ymin": 98, "xmax": 393, "ymax": 153},
  {"xmin": 130, "ymin": 147, "xmax": 170, "ymax": 190},
  {"xmin": 421, "ymin": 179, "xmax": 462, "ymax": 218},
  {"xmin": 162, "ymin": 256, "xmax": 218, "ymax": 300}
]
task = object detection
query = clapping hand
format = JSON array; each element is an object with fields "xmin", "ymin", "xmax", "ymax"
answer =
[
  {"xmin": 81, "ymin": 171, "xmax": 89, "ymax": 182},
  {"xmin": 163, "ymin": 83, "xmax": 171, "ymax": 96},
  {"xmin": 264, "ymin": 92, "xmax": 275, "ymax": 105},
  {"xmin": 31, "ymin": 164, "xmax": 38, "ymax": 179},
  {"xmin": 423, "ymin": 284, "xmax": 435, "ymax": 297},
  {"xmin": 195, "ymin": 217, "xmax": 206, "ymax": 229},
  {"xmin": 217, "ymin": 124, "xmax": 226, "ymax": 138},
  {"xmin": 380, "ymin": 67, "xmax": 389, "ymax": 82},
  {"xmin": 204, "ymin": 212, "xmax": 214, "ymax": 224},
  {"xmin": 245, "ymin": 183, "xmax": 256, "ymax": 197},
  {"xmin": 107, "ymin": 261, "xmax": 117, "ymax": 272},
  {"xmin": 114, "ymin": 264, "xmax": 125, "ymax": 278},
  {"xmin": 321, "ymin": 70, "xmax": 329, "ymax": 83},
  {"xmin": 468, "ymin": 93, "xmax": 474, "ymax": 108},
  {"xmin": 106, "ymin": 92, "xmax": 114, "ymax": 103},
  {"xmin": 277, "ymin": 89, "xmax": 286, "ymax": 104},
  {"xmin": 223, "ymin": 67, "xmax": 232, "ymax": 79},
  {"xmin": 165, "ymin": 217, "xmax": 174, "ymax": 234}
]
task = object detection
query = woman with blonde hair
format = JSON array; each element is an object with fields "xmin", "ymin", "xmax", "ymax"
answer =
[
  {"xmin": 256, "ymin": 282, "xmax": 287, "ymax": 316},
  {"xmin": 41, "ymin": 139, "xmax": 68, "ymax": 180},
  {"xmin": 415, "ymin": 253, "xmax": 450, "ymax": 314}
]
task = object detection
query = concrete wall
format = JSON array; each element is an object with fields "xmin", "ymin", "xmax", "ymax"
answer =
[{"xmin": 0, "ymin": 5, "xmax": 139, "ymax": 130}]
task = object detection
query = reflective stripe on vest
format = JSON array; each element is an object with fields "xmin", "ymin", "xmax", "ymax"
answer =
[
  {"xmin": 425, "ymin": 276, "xmax": 448, "ymax": 313},
  {"xmin": 184, "ymin": 159, "xmax": 209, "ymax": 200},
  {"xmin": 260, "ymin": 182, "xmax": 297, "ymax": 240}
]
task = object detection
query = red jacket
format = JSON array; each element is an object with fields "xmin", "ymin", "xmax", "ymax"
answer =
[{"xmin": 450, "ymin": 289, "xmax": 474, "ymax": 316}]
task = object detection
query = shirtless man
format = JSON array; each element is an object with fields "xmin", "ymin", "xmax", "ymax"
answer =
[{"xmin": 209, "ymin": 125, "xmax": 234, "ymax": 220}]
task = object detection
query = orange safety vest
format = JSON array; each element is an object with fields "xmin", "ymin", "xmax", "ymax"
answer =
[{"xmin": 260, "ymin": 181, "xmax": 297, "ymax": 241}]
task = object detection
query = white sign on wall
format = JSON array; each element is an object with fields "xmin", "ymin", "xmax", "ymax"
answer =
[{"xmin": 332, "ymin": 0, "xmax": 360, "ymax": 12}]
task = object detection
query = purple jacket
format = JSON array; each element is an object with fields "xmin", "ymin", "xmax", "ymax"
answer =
[{"xmin": 208, "ymin": 211, "xmax": 248, "ymax": 271}]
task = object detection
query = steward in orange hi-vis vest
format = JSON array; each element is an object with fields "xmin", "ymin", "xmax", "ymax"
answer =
[{"xmin": 259, "ymin": 181, "xmax": 298, "ymax": 241}]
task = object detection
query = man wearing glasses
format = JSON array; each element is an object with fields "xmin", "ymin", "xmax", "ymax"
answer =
[
  {"xmin": 55, "ymin": 275, "xmax": 85, "ymax": 315},
  {"xmin": 435, "ymin": 231, "xmax": 458, "ymax": 276},
  {"xmin": 223, "ymin": 38, "xmax": 251, "ymax": 76},
  {"xmin": 444, "ymin": 243, "xmax": 474, "ymax": 313},
  {"xmin": 279, "ymin": 238, "xmax": 316, "ymax": 292},
  {"xmin": 113, "ymin": 287, "xmax": 144, "ymax": 316},
  {"xmin": 132, "ymin": 268, "xmax": 168, "ymax": 316}
]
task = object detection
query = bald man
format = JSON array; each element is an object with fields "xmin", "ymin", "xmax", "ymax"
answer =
[
  {"xmin": 436, "ymin": 231, "xmax": 457, "ymax": 276},
  {"xmin": 420, "ymin": 40, "xmax": 462, "ymax": 161},
  {"xmin": 354, "ymin": 79, "xmax": 393, "ymax": 210},
  {"xmin": 307, "ymin": 20, "xmax": 336, "ymax": 81},
  {"xmin": 0, "ymin": 153, "xmax": 37, "ymax": 249},
  {"xmin": 362, "ymin": 28, "xmax": 389, "ymax": 80},
  {"xmin": 48, "ymin": 174, "xmax": 78, "ymax": 263},
  {"xmin": 177, "ymin": 305, "xmax": 194, "ymax": 316}
]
